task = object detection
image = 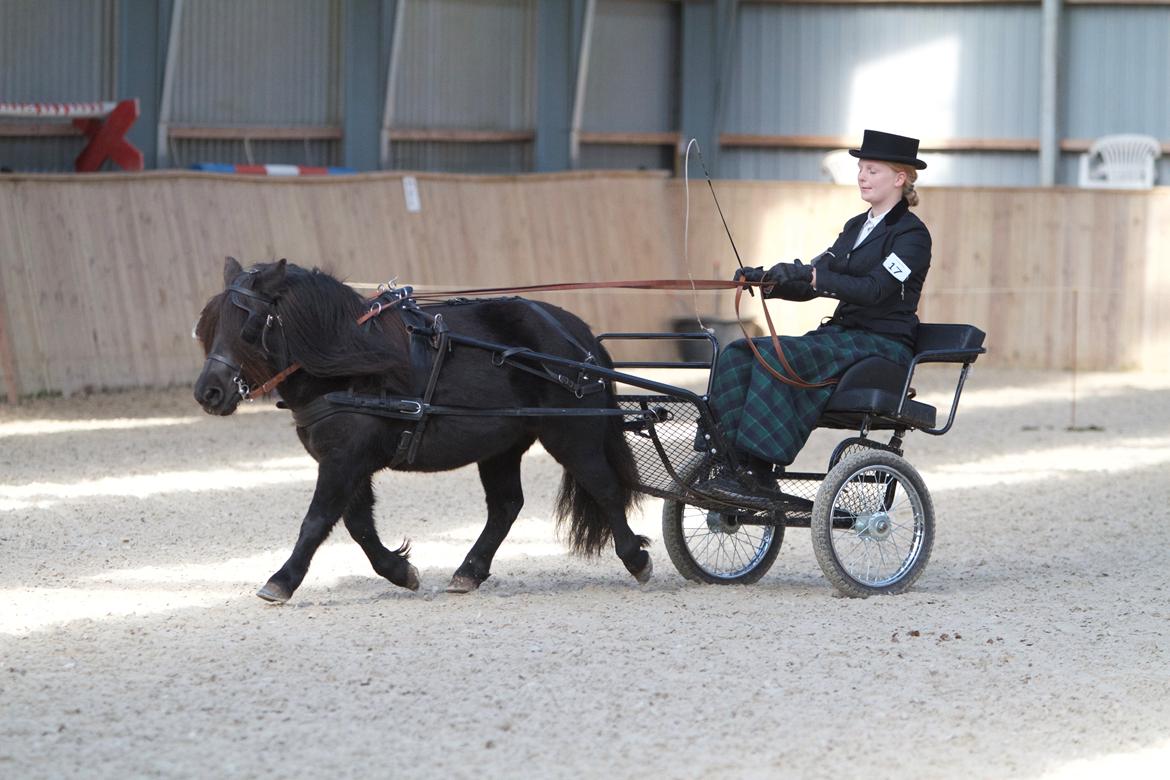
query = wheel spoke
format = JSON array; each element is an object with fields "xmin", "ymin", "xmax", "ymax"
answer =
[{"xmin": 678, "ymin": 508, "xmax": 775, "ymax": 578}]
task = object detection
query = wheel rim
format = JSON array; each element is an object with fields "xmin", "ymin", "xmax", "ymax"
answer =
[
  {"xmin": 828, "ymin": 464, "xmax": 925, "ymax": 588},
  {"xmin": 680, "ymin": 504, "xmax": 775, "ymax": 580}
]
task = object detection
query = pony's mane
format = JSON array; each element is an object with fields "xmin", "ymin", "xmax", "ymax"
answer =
[{"xmin": 275, "ymin": 264, "xmax": 412, "ymax": 386}]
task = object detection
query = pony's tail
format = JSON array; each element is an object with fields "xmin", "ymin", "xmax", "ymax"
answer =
[{"xmin": 554, "ymin": 412, "xmax": 644, "ymax": 556}]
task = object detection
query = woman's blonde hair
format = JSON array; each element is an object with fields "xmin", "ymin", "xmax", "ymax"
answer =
[{"xmin": 888, "ymin": 162, "xmax": 920, "ymax": 207}]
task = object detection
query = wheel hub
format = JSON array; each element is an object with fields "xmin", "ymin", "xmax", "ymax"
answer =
[
  {"xmin": 852, "ymin": 510, "xmax": 893, "ymax": 541},
  {"xmin": 706, "ymin": 510, "xmax": 741, "ymax": 534}
]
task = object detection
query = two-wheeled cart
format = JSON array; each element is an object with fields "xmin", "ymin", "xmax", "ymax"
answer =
[{"xmin": 600, "ymin": 323, "xmax": 986, "ymax": 597}]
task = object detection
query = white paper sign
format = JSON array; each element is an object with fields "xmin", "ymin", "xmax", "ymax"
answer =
[
  {"xmin": 883, "ymin": 252, "xmax": 911, "ymax": 282},
  {"xmin": 402, "ymin": 176, "xmax": 421, "ymax": 213}
]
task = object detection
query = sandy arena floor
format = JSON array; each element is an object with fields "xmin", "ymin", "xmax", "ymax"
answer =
[{"xmin": 2, "ymin": 367, "xmax": 1169, "ymax": 779}]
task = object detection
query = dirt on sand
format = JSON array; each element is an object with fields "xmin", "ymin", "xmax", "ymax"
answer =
[{"xmin": 2, "ymin": 368, "xmax": 1169, "ymax": 779}]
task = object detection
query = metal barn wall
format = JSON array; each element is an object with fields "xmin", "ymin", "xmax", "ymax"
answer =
[
  {"xmin": 164, "ymin": 0, "xmax": 342, "ymax": 167},
  {"xmin": 387, "ymin": 0, "xmax": 536, "ymax": 173},
  {"xmin": 1063, "ymin": 5, "xmax": 1170, "ymax": 185},
  {"xmin": 0, "ymin": 0, "xmax": 116, "ymax": 171},
  {"xmin": 578, "ymin": 0, "xmax": 679, "ymax": 171},
  {"xmin": 2, "ymin": 0, "xmax": 1170, "ymax": 184},
  {"xmin": 724, "ymin": 2, "xmax": 1043, "ymax": 185}
]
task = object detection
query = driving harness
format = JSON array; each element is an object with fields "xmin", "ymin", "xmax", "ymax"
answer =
[{"xmin": 285, "ymin": 288, "xmax": 612, "ymax": 467}]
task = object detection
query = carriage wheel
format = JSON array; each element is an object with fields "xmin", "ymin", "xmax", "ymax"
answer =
[
  {"xmin": 661, "ymin": 455, "xmax": 783, "ymax": 584},
  {"xmin": 810, "ymin": 451, "xmax": 934, "ymax": 597},
  {"xmin": 662, "ymin": 500, "xmax": 783, "ymax": 584}
]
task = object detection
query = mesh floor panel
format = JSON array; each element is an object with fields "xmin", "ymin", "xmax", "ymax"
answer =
[{"xmin": 617, "ymin": 394, "xmax": 822, "ymax": 521}]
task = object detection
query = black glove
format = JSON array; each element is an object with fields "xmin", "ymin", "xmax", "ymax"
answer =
[
  {"xmin": 764, "ymin": 259, "xmax": 814, "ymax": 286},
  {"xmin": 763, "ymin": 259, "xmax": 817, "ymax": 301},
  {"xmin": 733, "ymin": 266, "xmax": 765, "ymax": 284}
]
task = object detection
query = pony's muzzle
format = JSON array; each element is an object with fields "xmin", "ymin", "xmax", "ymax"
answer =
[{"xmin": 194, "ymin": 362, "xmax": 242, "ymax": 415}]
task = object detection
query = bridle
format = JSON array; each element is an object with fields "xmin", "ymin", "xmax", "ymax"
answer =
[
  {"xmin": 205, "ymin": 274, "xmax": 417, "ymax": 401},
  {"xmin": 205, "ymin": 270, "xmax": 289, "ymax": 401}
]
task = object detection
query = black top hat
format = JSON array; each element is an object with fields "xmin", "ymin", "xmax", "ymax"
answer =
[{"xmin": 849, "ymin": 129, "xmax": 927, "ymax": 170}]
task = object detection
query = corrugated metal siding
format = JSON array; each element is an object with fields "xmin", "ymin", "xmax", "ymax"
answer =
[
  {"xmin": 727, "ymin": 3, "xmax": 1042, "ymax": 183},
  {"xmin": 721, "ymin": 148, "xmax": 1040, "ymax": 188},
  {"xmin": 171, "ymin": 0, "xmax": 341, "ymax": 125},
  {"xmin": 0, "ymin": 136, "xmax": 92, "ymax": 173},
  {"xmin": 578, "ymin": 143, "xmax": 674, "ymax": 172},
  {"xmin": 0, "ymin": 0, "xmax": 115, "ymax": 172},
  {"xmin": 388, "ymin": 0, "xmax": 535, "ymax": 172},
  {"xmin": 1063, "ymin": 8, "xmax": 1170, "ymax": 141},
  {"xmin": 0, "ymin": 0, "xmax": 115, "ymax": 100},
  {"xmin": 583, "ymin": 0, "xmax": 679, "ymax": 133},
  {"xmin": 392, "ymin": 0, "xmax": 535, "ymax": 129},
  {"xmin": 167, "ymin": 139, "xmax": 341, "ymax": 168},
  {"xmin": 389, "ymin": 141, "xmax": 532, "ymax": 173}
]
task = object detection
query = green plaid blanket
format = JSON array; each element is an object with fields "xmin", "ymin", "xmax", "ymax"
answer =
[{"xmin": 709, "ymin": 325, "xmax": 912, "ymax": 466}]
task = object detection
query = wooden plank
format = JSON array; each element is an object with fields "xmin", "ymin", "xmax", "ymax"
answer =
[
  {"xmin": 578, "ymin": 131, "xmax": 681, "ymax": 146},
  {"xmin": 167, "ymin": 125, "xmax": 343, "ymax": 140},
  {"xmin": 720, "ymin": 133, "xmax": 1042, "ymax": 152},
  {"xmin": 0, "ymin": 293, "xmax": 19, "ymax": 402},
  {"xmin": 0, "ymin": 123, "xmax": 82, "ymax": 137},
  {"xmin": 753, "ymin": 0, "xmax": 1039, "ymax": 4},
  {"xmin": 1065, "ymin": 0, "xmax": 1170, "ymax": 5},
  {"xmin": 4, "ymin": 173, "xmax": 1170, "ymax": 395},
  {"xmin": 1061, "ymin": 137, "xmax": 1170, "ymax": 155},
  {"xmin": 386, "ymin": 128, "xmax": 535, "ymax": 144}
]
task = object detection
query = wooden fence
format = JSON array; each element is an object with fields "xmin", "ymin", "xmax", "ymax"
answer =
[{"xmin": 1, "ymin": 170, "xmax": 1168, "ymax": 399}]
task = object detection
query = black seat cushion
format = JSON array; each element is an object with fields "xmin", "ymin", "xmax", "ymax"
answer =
[
  {"xmin": 914, "ymin": 323, "xmax": 986, "ymax": 362},
  {"xmin": 812, "ymin": 323, "xmax": 984, "ymax": 431},
  {"xmin": 818, "ymin": 356, "xmax": 936, "ymax": 430}
]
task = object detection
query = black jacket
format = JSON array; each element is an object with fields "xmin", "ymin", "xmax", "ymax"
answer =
[{"xmin": 769, "ymin": 197, "xmax": 930, "ymax": 347}]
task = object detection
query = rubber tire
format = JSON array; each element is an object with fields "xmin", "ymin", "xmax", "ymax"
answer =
[
  {"xmin": 811, "ymin": 450, "xmax": 934, "ymax": 598},
  {"xmin": 661, "ymin": 498, "xmax": 784, "ymax": 585}
]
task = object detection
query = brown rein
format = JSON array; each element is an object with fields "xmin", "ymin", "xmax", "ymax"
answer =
[
  {"xmin": 733, "ymin": 283, "xmax": 837, "ymax": 390},
  {"xmin": 247, "ymin": 277, "xmax": 827, "ymax": 398}
]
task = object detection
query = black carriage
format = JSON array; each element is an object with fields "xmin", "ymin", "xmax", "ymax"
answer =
[
  {"xmin": 315, "ymin": 291, "xmax": 986, "ymax": 597},
  {"xmin": 324, "ymin": 288, "xmax": 986, "ymax": 596},
  {"xmin": 596, "ymin": 323, "xmax": 986, "ymax": 596}
]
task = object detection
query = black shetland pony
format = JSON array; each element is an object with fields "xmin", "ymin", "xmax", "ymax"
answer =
[{"xmin": 194, "ymin": 258, "xmax": 648, "ymax": 603}]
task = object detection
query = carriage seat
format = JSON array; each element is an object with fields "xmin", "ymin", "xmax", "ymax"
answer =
[{"xmin": 817, "ymin": 323, "xmax": 986, "ymax": 433}]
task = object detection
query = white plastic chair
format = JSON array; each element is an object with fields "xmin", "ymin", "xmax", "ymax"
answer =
[
  {"xmin": 821, "ymin": 149, "xmax": 858, "ymax": 184},
  {"xmin": 1077, "ymin": 134, "xmax": 1161, "ymax": 189}
]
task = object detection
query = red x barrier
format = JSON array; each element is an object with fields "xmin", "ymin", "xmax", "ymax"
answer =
[{"xmin": 0, "ymin": 99, "xmax": 144, "ymax": 172}]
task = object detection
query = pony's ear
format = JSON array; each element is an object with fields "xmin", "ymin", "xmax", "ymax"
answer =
[
  {"xmin": 223, "ymin": 256, "xmax": 243, "ymax": 287},
  {"xmin": 255, "ymin": 258, "xmax": 288, "ymax": 294}
]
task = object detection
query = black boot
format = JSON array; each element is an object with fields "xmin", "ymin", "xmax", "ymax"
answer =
[
  {"xmin": 695, "ymin": 451, "xmax": 779, "ymax": 501},
  {"xmin": 741, "ymin": 453, "xmax": 776, "ymax": 485}
]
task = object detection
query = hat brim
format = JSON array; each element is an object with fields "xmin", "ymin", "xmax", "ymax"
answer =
[{"xmin": 849, "ymin": 149, "xmax": 927, "ymax": 170}]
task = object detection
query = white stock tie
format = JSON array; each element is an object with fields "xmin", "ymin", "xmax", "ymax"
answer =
[{"xmin": 853, "ymin": 212, "xmax": 880, "ymax": 249}]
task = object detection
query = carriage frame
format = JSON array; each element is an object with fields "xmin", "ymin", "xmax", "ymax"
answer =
[{"xmin": 340, "ymin": 303, "xmax": 985, "ymax": 597}]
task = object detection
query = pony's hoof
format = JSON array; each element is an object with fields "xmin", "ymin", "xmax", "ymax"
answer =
[
  {"xmin": 634, "ymin": 556, "xmax": 653, "ymax": 584},
  {"xmin": 401, "ymin": 564, "xmax": 421, "ymax": 592},
  {"xmin": 256, "ymin": 581, "xmax": 291, "ymax": 603},
  {"xmin": 446, "ymin": 574, "xmax": 481, "ymax": 594}
]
